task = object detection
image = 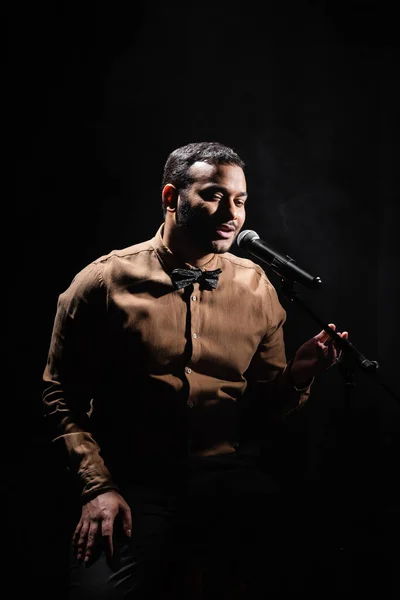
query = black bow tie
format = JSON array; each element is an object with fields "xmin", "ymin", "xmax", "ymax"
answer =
[{"xmin": 170, "ymin": 267, "xmax": 222, "ymax": 290}]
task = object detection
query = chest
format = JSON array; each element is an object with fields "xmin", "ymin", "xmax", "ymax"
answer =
[{"xmin": 107, "ymin": 283, "xmax": 268, "ymax": 372}]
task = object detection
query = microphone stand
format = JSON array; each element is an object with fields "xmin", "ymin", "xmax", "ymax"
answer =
[
  {"xmin": 279, "ymin": 277, "xmax": 399, "ymax": 571},
  {"xmin": 280, "ymin": 278, "xmax": 399, "ymax": 402}
]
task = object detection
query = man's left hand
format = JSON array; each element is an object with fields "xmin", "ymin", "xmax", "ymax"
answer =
[{"xmin": 290, "ymin": 323, "xmax": 349, "ymax": 386}]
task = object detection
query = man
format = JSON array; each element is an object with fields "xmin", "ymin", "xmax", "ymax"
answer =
[{"xmin": 42, "ymin": 141, "xmax": 348, "ymax": 599}]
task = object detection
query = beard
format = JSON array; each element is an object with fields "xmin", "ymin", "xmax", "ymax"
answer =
[{"xmin": 176, "ymin": 192, "xmax": 232, "ymax": 255}]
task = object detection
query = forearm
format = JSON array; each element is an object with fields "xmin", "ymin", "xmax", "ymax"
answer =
[
  {"xmin": 56, "ymin": 426, "xmax": 119, "ymax": 500},
  {"xmin": 43, "ymin": 381, "xmax": 118, "ymax": 500},
  {"xmin": 248, "ymin": 361, "xmax": 312, "ymax": 421},
  {"xmin": 270, "ymin": 360, "xmax": 312, "ymax": 417}
]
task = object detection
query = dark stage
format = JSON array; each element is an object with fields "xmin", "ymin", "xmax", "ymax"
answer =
[{"xmin": 8, "ymin": 1, "xmax": 400, "ymax": 597}]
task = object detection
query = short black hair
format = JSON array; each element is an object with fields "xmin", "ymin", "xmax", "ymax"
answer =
[{"xmin": 161, "ymin": 141, "xmax": 245, "ymax": 192}]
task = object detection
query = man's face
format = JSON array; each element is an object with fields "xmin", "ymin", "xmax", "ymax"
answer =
[{"xmin": 176, "ymin": 162, "xmax": 247, "ymax": 255}]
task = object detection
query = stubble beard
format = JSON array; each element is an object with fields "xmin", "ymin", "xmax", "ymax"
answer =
[{"xmin": 176, "ymin": 194, "xmax": 235, "ymax": 255}]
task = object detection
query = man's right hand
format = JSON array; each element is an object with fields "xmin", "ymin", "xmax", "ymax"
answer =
[{"xmin": 72, "ymin": 490, "xmax": 132, "ymax": 567}]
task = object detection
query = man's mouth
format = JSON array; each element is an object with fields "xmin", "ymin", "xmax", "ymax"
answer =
[{"xmin": 215, "ymin": 224, "xmax": 236, "ymax": 239}]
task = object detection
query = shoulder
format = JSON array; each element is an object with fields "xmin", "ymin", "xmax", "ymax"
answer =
[
  {"xmin": 220, "ymin": 252, "xmax": 285, "ymax": 321},
  {"xmin": 93, "ymin": 238, "xmax": 155, "ymax": 269},
  {"xmin": 93, "ymin": 238, "xmax": 160, "ymax": 287},
  {"xmin": 61, "ymin": 239, "xmax": 155, "ymax": 298},
  {"xmin": 220, "ymin": 252, "xmax": 274, "ymax": 288},
  {"xmin": 92, "ymin": 238, "xmax": 156, "ymax": 274},
  {"xmin": 94, "ymin": 239, "xmax": 154, "ymax": 263}
]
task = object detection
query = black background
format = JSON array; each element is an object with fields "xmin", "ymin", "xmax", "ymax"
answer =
[{"xmin": 8, "ymin": 0, "xmax": 400, "ymax": 596}]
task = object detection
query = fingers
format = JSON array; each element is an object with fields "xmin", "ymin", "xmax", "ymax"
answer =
[
  {"xmin": 316, "ymin": 338, "xmax": 335, "ymax": 364},
  {"xmin": 317, "ymin": 325, "xmax": 349, "ymax": 368},
  {"xmin": 101, "ymin": 516, "xmax": 115, "ymax": 566},
  {"xmin": 121, "ymin": 506, "xmax": 132, "ymax": 539},
  {"xmin": 316, "ymin": 324, "xmax": 336, "ymax": 356},
  {"xmin": 318, "ymin": 324, "xmax": 349, "ymax": 349},
  {"xmin": 332, "ymin": 330, "xmax": 349, "ymax": 363},
  {"xmin": 83, "ymin": 522, "xmax": 100, "ymax": 566},
  {"xmin": 72, "ymin": 520, "xmax": 82, "ymax": 550},
  {"xmin": 73, "ymin": 519, "xmax": 100, "ymax": 565},
  {"xmin": 317, "ymin": 323, "xmax": 336, "ymax": 344},
  {"xmin": 72, "ymin": 517, "xmax": 107, "ymax": 567},
  {"xmin": 72, "ymin": 520, "xmax": 89, "ymax": 564}
]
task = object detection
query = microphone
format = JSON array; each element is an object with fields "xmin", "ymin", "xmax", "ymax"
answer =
[{"xmin": 236, "ymin": 229, "xmax": 322, "ymax": 290}]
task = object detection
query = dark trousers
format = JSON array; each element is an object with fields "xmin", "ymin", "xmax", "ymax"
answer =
[{"xmin": 67, "ymin": 451, "xmax": 292, "ymax": 599}]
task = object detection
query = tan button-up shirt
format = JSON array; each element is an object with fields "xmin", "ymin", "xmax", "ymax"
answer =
[{"xmin": 42, "ymin": 224, "xmax": 311, "ymax": 500}]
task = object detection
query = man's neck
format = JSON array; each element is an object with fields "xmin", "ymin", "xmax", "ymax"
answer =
[{"xmin": 162, "ymin": 224, "xmax": 214, "ymax": 267}]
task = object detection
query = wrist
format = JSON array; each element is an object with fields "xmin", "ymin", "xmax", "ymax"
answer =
[
  {"xmin": 291, "ymin": 376, "xmax": 314, "ymax": 392},
  {"xmin": 287, "ymin": 362, "xmax": 314, "ymax": 391},
  {"xmin": 81, "ymin": 485, "xmax": 119, "ymax": 504}
]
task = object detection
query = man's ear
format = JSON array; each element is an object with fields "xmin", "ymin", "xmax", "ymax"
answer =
[{"xmin": 162, "ymin": 184, "xmax": 178, "ymax": 212}]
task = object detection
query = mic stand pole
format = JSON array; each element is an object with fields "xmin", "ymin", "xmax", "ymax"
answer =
[
  {"xmin": 280, "ymin": 277, "xmax": 399, "ymax": 573},
  {"xmin": 280, "ymin": 278, "xmax": 399, "ymax": 402}
]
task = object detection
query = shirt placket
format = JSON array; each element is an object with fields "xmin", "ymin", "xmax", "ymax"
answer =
[{"xmin": 185, "ymin": 282, "xmax": 202, "ymax": 409}]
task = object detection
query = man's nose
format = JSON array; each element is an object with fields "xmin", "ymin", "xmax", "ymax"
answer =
[{"xmin": 220, "ymin": 199, "xmax": 238, "ymax": 221}]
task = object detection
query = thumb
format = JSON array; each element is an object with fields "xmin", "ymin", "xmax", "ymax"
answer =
[{"xmin": 316, "ymin": 323, "xmax": 336, "ymax": 343}]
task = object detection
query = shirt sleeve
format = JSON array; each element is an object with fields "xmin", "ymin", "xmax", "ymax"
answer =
[
  {"xmin": 244, "ymin": 277, "xmax": 312, "ymax": 420},
  {"xmin": 42, "ymin": 262, "xmax": 119, "ymax": 501}
]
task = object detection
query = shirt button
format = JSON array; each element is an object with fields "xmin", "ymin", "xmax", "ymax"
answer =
[
  {"xmin": 186, "ymin": 367, "xmax": 192, "ymax": 374},
  {"xmin": 191, "ymin": 295, "xmax": 197, "ymax": 301},
  {"xmin": 188, "ymin": 402, "xmax": 194, "ymax": 408},
  {"xmin": 193, "ymin": 333, "xmax": 197, "ymax": 339}
]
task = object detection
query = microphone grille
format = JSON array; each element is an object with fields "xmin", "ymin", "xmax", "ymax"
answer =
[{"xmin": 236, "ymin": 229, "xmax": 260, "ymax": 247}]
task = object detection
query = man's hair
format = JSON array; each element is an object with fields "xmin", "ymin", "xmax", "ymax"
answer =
[{"xmin": 161, "ymin": 141, "xmax": 245, "ymax": 192}]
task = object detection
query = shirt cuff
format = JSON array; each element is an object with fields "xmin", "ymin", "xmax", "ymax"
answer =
[
  {"xmin": 292, "ymin": 376, "xmax": 314, "ymax": 392},
  {"xmin": 285, "ymin": 360, "xmax": 314, "ymax": 392},
  {"xmin": 81, "ymin": 485, "xmax": 120, "ymax": 504}
]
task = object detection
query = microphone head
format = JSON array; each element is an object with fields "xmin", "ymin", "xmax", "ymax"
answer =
[{"xmin": 236, "ymin": 229, "xmax": 260, "ymax": 247}]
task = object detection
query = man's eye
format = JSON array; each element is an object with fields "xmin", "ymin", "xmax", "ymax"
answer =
[{"xmin": 201, "ymin": 190, "xmax": 222, "ymax": 201}]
